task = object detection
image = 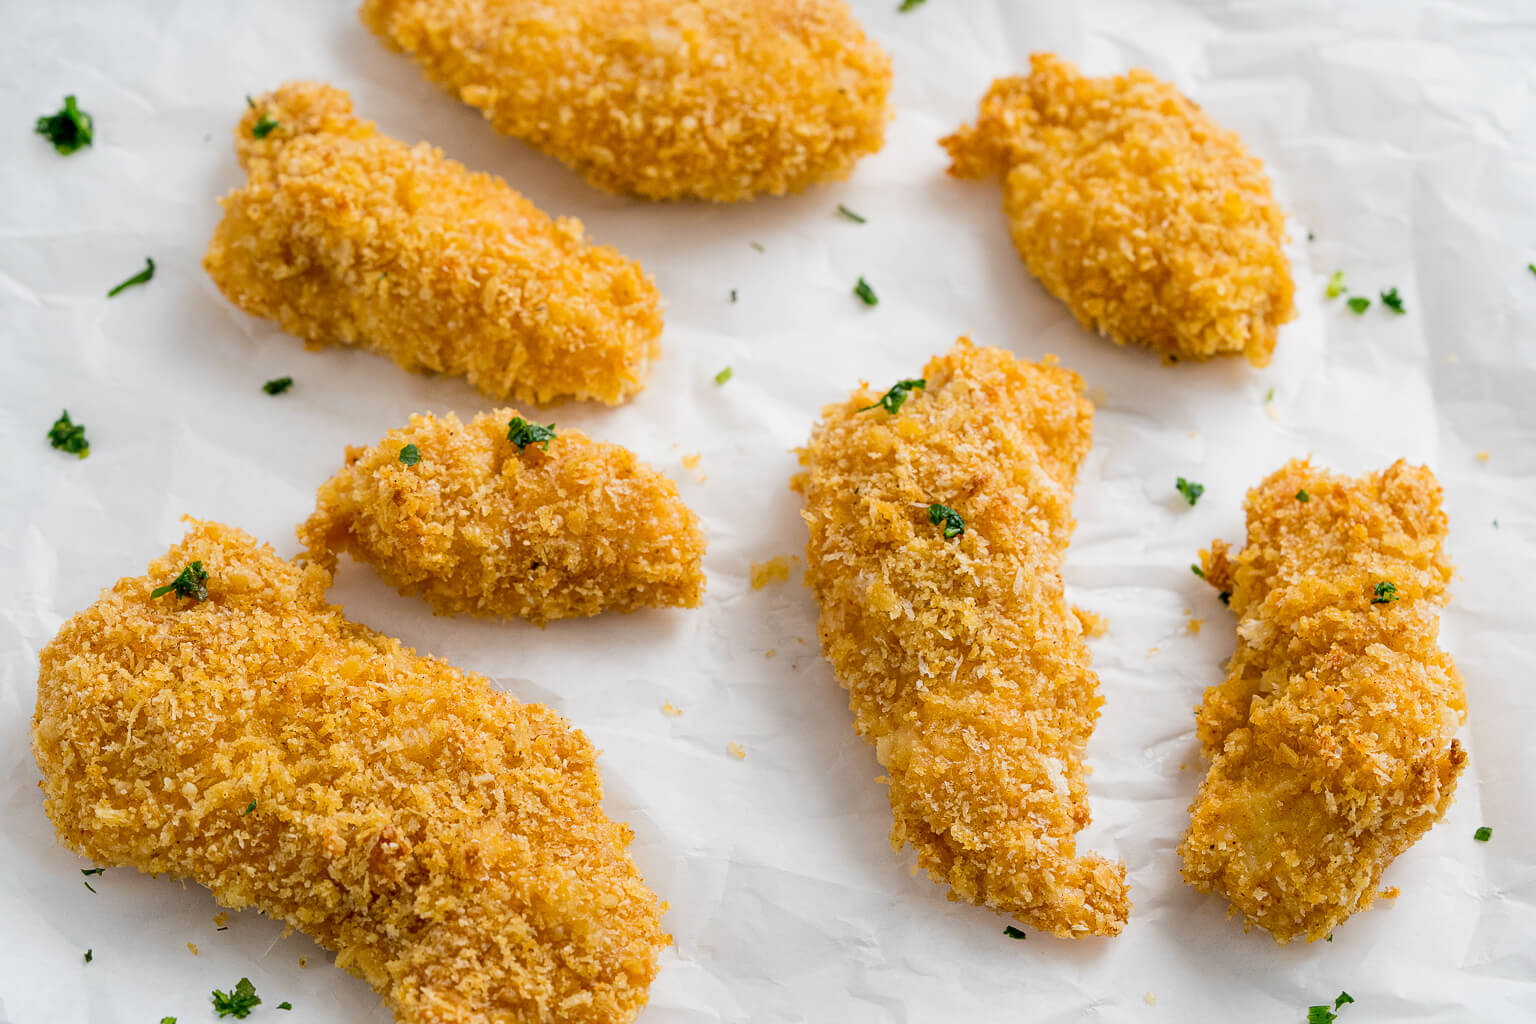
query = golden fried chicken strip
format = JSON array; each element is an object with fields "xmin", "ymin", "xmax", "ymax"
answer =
[
  {"xmin": 299, "ymin": 409, "xmax": 706, "ymax": 625},
  {"xmin": 203, "ymin": 82, "xmax": 662, "ymax": 405},
  {"xmin": 942, "ymin": 54, "xmax": 1295, "ymax": 366},
  {"xmin": 32, "ymin": 520, "xmax": 668, "ymax": 1024},
  {"xmin": 793, "ymin": 339, "xmax": 1130, "ymax": 938},
  {"xmin": 359, "ymin": 0, "xmax": 892, "ymax": 202},
  {"xmin": 1182, "ymin": 459, "xmax": 1466, "ymax": 943}
]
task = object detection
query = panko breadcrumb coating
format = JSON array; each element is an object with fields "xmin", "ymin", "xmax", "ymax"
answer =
[
  {"xmin": 300, "ymin": 410, "xmax": 706, "ymax": 625},
  {"xmin": 942, "ymin": 54, "xmax": 1295, "ymax": 366},
  {"xmin": 204, "ymin": 82, "xmax": 661, "ymax": 405},
  {"xmin": 359, "ymin": 0, "xmax": 892, "ymax": 202},
  {"xmin": 793, "ymin": 339, "xmax": 1130, "ymax": 938},
  {"xmin": 1182, "ymin": 459, "xmax": 1466, "ymax": 943},
  {"xmin": 32, "ymin": 519, "xmax": 668, "ymax": 1024}
]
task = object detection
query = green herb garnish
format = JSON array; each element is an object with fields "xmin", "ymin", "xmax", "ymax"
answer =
[
  {"xmin": 1335, "ymin": 993, "xmax": 1354, "ymax": 1008},
  {"xmin": 162, "ymin": 1018, "xmax": 178, "ymax": 1023},
  {"xmin": 729, "ymin": 288, "xmax": 738, "ymax": 303},
  {"xmin": 81, "ymin": 867, "xmax": 105, "ymax": 876},
  {"xmin": 251, "ymin": 111, "xmax": 279, "ymax": 139},
  {"xmin": 83, "ymin": 880, "xmax": 96, "ymax": 893},
  {"xmin": 84, "ymin": 949, "xmax": 93, "ymax": 963},
  {"xmin": 1474, "ymin": 826, "xmax": 1492, "ymax": 842},
  {"xmin": 212, "ymin": 977, "xmax": 261, "ymax": 1019},
  {"xmin": 35, "ymin": 95, "xmax": 94, "ymax": 155},
  {"xmin": 852, "ymin": 276, "xmax": 879, "ymax": 306},
  {"xmin": 837, "ymin": 204, "xmax": 867, "ymax": 224},
  {"xmin": 1002, "ymin": 925, "xmax": 1026, "ymax": 940},
  {"xmin": 277, "ymin": 1003, "xmax": 293, "ymax": 1011},
  {"xmin": 1190, "ymin": 563, "xmax": 1205, "ymax": 579},
  {"xmin": 262, "ymin": 376, "xmax": 293, "ymax": 395},
  {"xmin": 927, "ymin": 503, "xmax": 964, "ymax": 539},
  {"xmin": 1371, "ymin": 581, "xmax": 1399, "ymax": 604},
  {"xmin": 242, "ymin": 799, "xmax": 257, "ymax": 816},
  {"xmin": 48, "ymin": 410, "xmax": 90, "ymax": 458},
  {"xmin": 107, "ymin": 257, "xmax": 155, "ymax": 297},
  {"xmin": 1296, "ymin": 489, "xmax": 1310, "ymax": 502},
  {"xmin": 1380, "ymin": 287, "xmax": 1405, "ymax": 314},
  {"xmin": 898, "ymin": 0, "xmax": 927, "ymax": 9},
  {"xmin": 150, "ymin": 561, "xmax": 209, "ymax": 602},
  {"xmin": 714, "ymin": 366, "xmax": 733, "ymax": 386},
  {"xmin": 1307, "ymin": 1007, "xmax": 1337, "ymax": 1024},
  {"xmin": 1175, "ymin": 477, "xmax": 1204, "ymax": 506},
  {"xmin": 858, "ymin": 378, "xmax": 924, "ymax": 415},
  {"xmin": 1218, "ymin": 590, "xmax": 1231, "ymax": 605},
  {"xmin": 1346, "ymin": 296, "xmax": 1370, "ymax": 314},
  {"xmin": 398, "ymin": 443, "xmax": 421, "ymax": 466},
  {"xmin": 749, "ymin": 241, "xmax": 764, "ymax": 253},
  {"xmin": 1325, "ymin": 270, "xmax": 1347, "ymax": 298},
  {"xmin": 507, "ymin": 417, "xmax": 556, "ymax": 453}
]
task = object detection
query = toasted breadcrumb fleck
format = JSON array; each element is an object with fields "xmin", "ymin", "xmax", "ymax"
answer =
[
  {"xmin": 187, "ymin": 943, "xmax": 198, "ymax": 957},
  {"xmin": 1475, "ymin": 450, "xmax": 1490, "ymax": 463},
  {"xmin": 942, "ymin": 55, "xmax": 1294, "ymax": 366},
  {"xmin": 204, "ymin": 82, "xmax": 662, "ymax": 406},
  {"xmin": 298, "ymin": 957, "xmax": 308, "ymax": 968},
  {"xmin": 299, "ymin": 409, "xmax": 705, "ymax": 626},
  {"xmin": 660, "ymin": 703, "xmax": 683, "ymax": 718},
  {"xmin": 749, "ymin": 556, "xmax": 796, "ymax": 589},
  {"xmin": 360, "ymin": 0, "xmax": 892, "ymax": 202},
  {"xmin": 213, "ymin": 912, "xmax": 229, "ymax": 928},
  {"xmin": 794, "ymin": 338, "xmax": 1130, "ymax": 938},
  {"xmin": 1187, "ymin": 618, "xmax": 1203, "ymax": 635},
  {"xmin": 1073, "ymin": 607, "xmax": 1109, "ymax": 638},
  {"xmin": 1381, "ymin": 886, "xmax": 1401, "ymax": 899},
  {"xmin": 1182, "ymin": 460, "xmax": 1465, "ymax": 943},
  {"xmin": 1145, "ymin": 992, "xmax": 1157, "ymax": 1006},
  {"xmin": 727, "ymin": 742, "xmax": 747, "ymax": 760},
  {"xmin": 765, "ymin": 649, "xmax": 777, "ymax": 659},
  {"xmin": 681, "ymin": 453, "xmax": 702, "ymax": 470},
  {"xmin": 33, "ymin": 520, "xmax": 668, "ymax": 1024}
]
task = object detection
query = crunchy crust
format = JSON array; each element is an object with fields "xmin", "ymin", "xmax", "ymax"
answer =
[
  {"xmin": 793, "ymin": 339, "xmax": 1130, "ymax": 938},
  {"xmin": 359, "ymin": 0, "xmax": 892, "ymax": 202},
  {"xmin": 31, "ymin": 519, "xmax": 668, "ymax": 1024},
  {"xmin": 299, "ymin": 409, "xmax": 706, "ymax": 625},
  {"xmin": 1182, "ymin": 460, "xmax": 1466, "ymax": 943},
  {"xmin": 203, "ymin": 81, "xmax": 662, "ymax": 405},
  {"xmin": 942, "ymin": 54, "xmax": 1294, "ymax": 366}
]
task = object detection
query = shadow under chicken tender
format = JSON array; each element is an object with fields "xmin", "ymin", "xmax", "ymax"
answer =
[
  {"xmin": 300, "ymin": 409, "xmax": 706, "ymax": 625},
  {"xmin": 942, "ymin": 54, "xmax": 1295, "ymax": 366},
  {"xmin": 204, "ymin": 82, "xmax": 662, "ymax": 405},
  {"xmin": 360, "ymin": 0, "xmax": 892, "ymax": 202},
  {"xmin": 1182, "ymin": 459, "xmax": 1466, "ymax": 943},
  {"xmin": 793, "ymin": 339, "xmax": 1130, "ymax": 938},
  {"xmin": 32, "ymin": 519, "xmax": 668, "ymax": 1024}
]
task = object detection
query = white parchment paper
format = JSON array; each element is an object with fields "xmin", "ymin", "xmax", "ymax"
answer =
[{"xmin": 2, "ymin": 1, "xmax": 1534, "ymax": 1020}]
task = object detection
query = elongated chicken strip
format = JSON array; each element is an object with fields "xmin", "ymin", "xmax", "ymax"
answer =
[
  {"xmin": 32, "ymin": 519, "xmax": 668, "ymax": 1024},
  {"xmin": 793, "ymin": 339, "xmax": 1130, "ymax": 938},
  {"xmin": 1184, "ymin": 459, "xmax": 1466, "ymax": 943},
  {"xmin": 204, "ymin": 82, "xmax": 662, "ymax": 405},
  {"xmin": 299, "ymin": 409, "xmax": 706, "ymax": 625},
  {"xmin": 360, "ymin": 0, "xmax": 892, "ymax": 202},
  {"xmin": 942, "ymin": 54, "xmax": 1294, "ymax": 366}
]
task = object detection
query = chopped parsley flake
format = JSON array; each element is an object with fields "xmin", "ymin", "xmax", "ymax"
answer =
[
  {"xmin": 83, "ymin": 880, "xmax": 96, "ymax": 893},
  {"xmin": 507, "ymin": 417, "xmax": 556, "ymax": 453},
  {"xmin": 1325, "ymin": 270, "xmax": 1347, "ymax": 298},
  {"xmin": 81, "ymin": 867, "xmax": 105, "ymax": 876},
  {"xmin": 1346, "ymin": 295, "xmax": 1370, "ymax": 314},
  {"xmin": 1190, "ymin": 563, "xmax": 1205, "ymax": 579},
  {"xmin": 1529, "ymin": 263, "xmax": 1535, "ymax": 278},
  {"xmin": 1296, "ymin": 489, "xmax": 1311, "ymax": 502},
  {"xmin": 1266, "ymin": 387, "xmax": 1275, "ymax": 403},
  {"xmin": 837, "ymin": 204, "xmax": 867, "ymax": 224},
  {"xmin": 162, "ymin": 1018, "xmax": 178, "ymax": 1024},
  {"xmin": 262, "ymin": 376, "xmax": 293, "ymax": 395},
  {"xmin": 84, "ymin": 949, "xmax": 93, "ymax": 963},
  {"xmin": 749, "ymin": 241, "xmax": 764, "ymax": 253},
  {"xmin": 107, "ymin": 257, "xmax": 155, "ymax": 298},
  {"xmin": 1474, "ymin": 826, "xmax": 1492, "ymax": 842},
  {"xmin": 1371, "ymin": 581, "xmax": 1399, "ymax": 604},
  {"xmin": 1002, "ymin": 925, "xmax": 1026, "ymax": 940},
  {"xmin": 212, "ymin": 977, "xmax": 261, "ymax": 1019},
  {"xmin": 1380, "ymin": 287, "xmax": 1406, "ymax": 314},
  {"xmin": 242, "ymin": 799, "xmax": 257, "ymax": 816},
  {"xmin": 278, "ymin": 1003, "xmax": 293, "ymax": 1011},
  {"xmin": 858, "ymin": 378, "xmax": 924, "ymax": 415},
  {"xmin": 1175, "ymin": 477, "xmax": 1204, "ymax": 506},
  {"xmin": 927, "ymin": 503, "xmax": 965, "ymax": 539},
  {"xmin": 852, "ymin": 276, "xmax": 879, "ymax": 306},
  {"xmin": 1307, "ymin": 1007, "xmax": 1337, "ymax": 1024},
  {"xmin": 398, "ymin": 443, "xmax": 421, "ymax": 466},
  {"xmin": 251, "ymin": 109, "xmax": 279, "ymax": 139},
  {"xmin": 1336, "ymin": 993, "xmax": 1355, "ymax": 1008},
  {"xmin": 1218, "ymin": 590, "xmax": 1231, "ymax": 605},
  {"xmin": 898, "ymin": 0, "xmax": 927, "ymax": 9},
  {"xmin": 151, "ymin": 561, "xmax": 209, "ymax": 602},
  {"xmin": 714, "ymin": 366, "xmax": 733, "ymax": 386},
  {"xmin": 729, "ymin": 288, "xmax": 738, "ymax": 303},
  {"xmin": 48, "ymin": 410, "xmax": 90, "ymax": 458},
  {"xmin": 35, "ymin": 95, "xmax": 94, "ymax": 154}
]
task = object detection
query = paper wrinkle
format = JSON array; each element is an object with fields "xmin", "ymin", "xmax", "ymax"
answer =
[{"xmin": 3, "ymin": 0, "xmax": 1535, "ymax": 1021}]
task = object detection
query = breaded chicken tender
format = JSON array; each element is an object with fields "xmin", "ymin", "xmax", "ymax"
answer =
[
  {"xmin": 1182, "ymin": 459, "xmax": 1466, "ymax": 943},
  {"xmin": 942, "ymin": 54, "xmax": 1295, "ymax": 366},
  {"xmin": 204, "ymin": 82, "xmax": 661, "ymax": 405},
  {"xmin": 360, "ymin": 0, "xmax": 892, "ymax": 202},
  {"xmin": 32, "ymin": 520, "xmax": 668, "ymax": 1024},
  {"xmin": 793, "ymin": 339, "xmax": 1130, "ymax": 938},
  {"xmin": 299, "ymin": 409, "xmax": 705, "ymax": 624}
]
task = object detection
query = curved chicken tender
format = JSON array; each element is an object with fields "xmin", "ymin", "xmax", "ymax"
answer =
[
  {"xmin": 1183, "ymin": 459, "xmax": 1466, "ymax": 943},
  {"xmin": 300, "ymin": 409, "xmax": 705, "ymax": 625},
  {"xmin": 942, "ymin": 54, "xmax": 1295, "ymax": 366},
  {"xmin": 359, "ymin": 0, "xmax": 892, "ymax": 202},
  {"xmin": 793, "ymin": 339, "xmax": 1130, "ymax": 938},
  {"xmin": 204, "ymin": 82, "xmax": 662, "ymax": 405},
  {"xmin": 32, "ymin": 519, "xmax": 667, "ymax": 1024}
]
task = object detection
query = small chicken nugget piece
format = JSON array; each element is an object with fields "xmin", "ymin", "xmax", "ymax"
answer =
[
  {"xmin": 300, "ymin": 409, "xmax": 705, "ymax": 625},
  {"xmin": 793, "ymin": 339, "xmax": 1130, "ymax": 938},
  {"xmin": 1182, "ymin": 459, "xmax": 1466, "ymax": 943},
  {"xmin": 942, "ymin": 54, "xmax": 1295, "ymax": 366},
  {"xmin": 32, "ymin": 519, "xmax": 668, "ymax": 1024},
  {"xmin": 359, "ymin": 0, "xmax": 892, "ymax": 202},
  {"xmin": 204, "ymin": 82, "xmax": 661, "ymax": 405}
]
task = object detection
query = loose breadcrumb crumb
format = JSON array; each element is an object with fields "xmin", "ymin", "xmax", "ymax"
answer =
[
  {"xmin": 213, "ymin": 912, "xmax": 229, "ymax": 928},
  {"xmin": 1145, "ymin": 992, "xmax": 1157, "ymax": 1006},
  {"xmin": 33, "ymin": 520, "xmax": 668, "ymax": 1024},
  {"xmin": 298, "ymin": 957, "xmax": 308, "ymax": 969},
  {"xmin": 794, "ymin": 338, "xmax": 1129, "ymax": 938},
  {"xmin": 749, "ymin": 556, "xmax": 797, "ymax": 589},
  {"xmin": 727, "ymin": 742, "xmax": 747, "ymax": 761},
  {"xmin": 1073, "ymin": 607, "xmax": 1109, "ymax": 638},
  {"xmin": 299, "ymin": 409, "xmax": 705, "ymax": 626},
  {"xmin": 1182, "ymin": 460, "xmax": 1465, "ymax": 943},
  {"xmin": 660, "ymin": 703, "xmax": 683, "ymax": 718},
  {"xmin": 1186, "ymin": 618, "xmax": 1202, "ymax": 635},
  {"xmin": 187, "ymin": 943, "xmax": 198, "ymax": 957},
  {"xmin": 360, "ymin": 0, "xmax": 892, "ymax": 202},
  {"xmin": 1475, "ymin": 451, "xmax": 1490, "ymax": 463},
  {"xmin": 681, "ymin": 453, "xmax": 702, "ymax": 470},
  {"xmin": 765, "ymin": 649, "xmax": 777, "ymax": 659},
  {"xmin": 204, "ymin": 82, "xmax": 662, "ymax": 406},
  {"xmin": 942, "ymin": 54, "xmax": 1294, "ymax": 366}
]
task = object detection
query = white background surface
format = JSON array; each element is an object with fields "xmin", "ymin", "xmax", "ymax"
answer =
[{"xmin": 3, "ymin": 0, "xmax": 1534, "ymax": 1020}]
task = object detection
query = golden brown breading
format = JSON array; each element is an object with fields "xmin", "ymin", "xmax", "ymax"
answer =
[
  {"xmin": 1182, "ymin": 459, "xmax": 1466, "ymax": 943},
  {"xmin": 942, "ymin": 54, "xmax": 1295, "ymax": 366},
  {"xmin": 32, "ymin": 520, "xmax": 668, "ymax": 1024},
  {"xmin": 792, "ymin": 339, "xmax": 1130, "ymax": 938},
  {"xmin": 299, "ymin": 409, "xmax": 706, "ymax": 625},
  {"xmin": 203, "ymin": 82, "xmax": 662, "ymax": 405},
  {"xmin": 359, "ymin": 0, "xmax": 892, "ymax": 202}
]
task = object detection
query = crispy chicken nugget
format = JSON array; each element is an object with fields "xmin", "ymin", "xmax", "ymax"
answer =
[
  {"xmin": 32, "ymin": 519, "xmax": 668, "ymax": 1024},
  {"xmin": 942, "ymin": 54, "xmax": 1295, "ymax": 366},
  {"xmin": 299, "ymin": 409, "xmax": 706, "ymax": 624},
  {"xmin": 793, "ymin": 339, "xmax": 1130, "ymax": 938},
  {"xmin": 1182, "ymin": 459, "xmax": 1466, "ymax": 943},
  {"xmin": 204, "ymin": 82, "xmax": 662, "ymax": 405},
  {"xmin": 359, "ymin": 0, "xmax": 892, "ymax": 202}
]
